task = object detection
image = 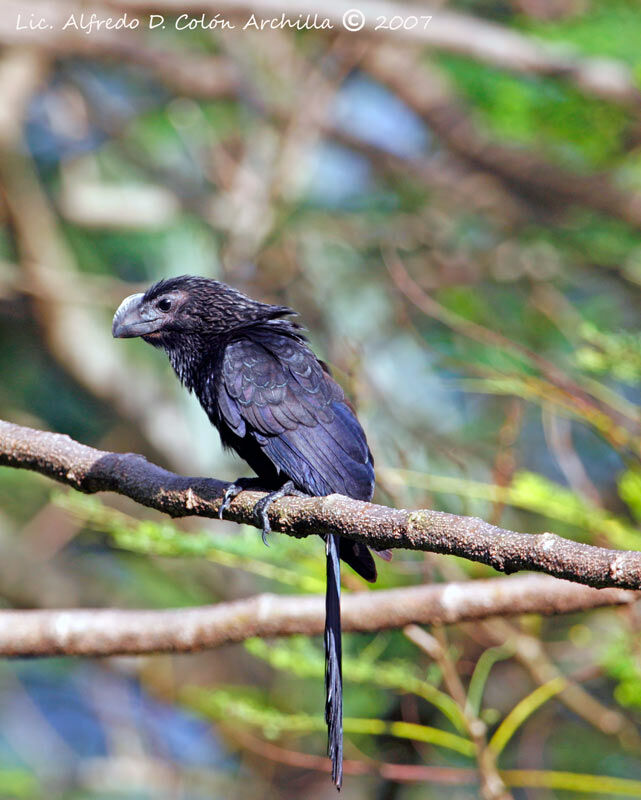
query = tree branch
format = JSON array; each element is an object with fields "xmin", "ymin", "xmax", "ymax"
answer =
[
  {"xmin": 103, "ymin": 0, "xmax": 641, "ymax": 108},
  {"xmin": 3, "ymin": 419, "xmax": 641, "ymax": 591},
  {"xmin": 364, "ymin": 47, "xmax": 641, "ymax": 230},
  {"xmin": 5, "ymin": 1, "xmax": 637, "ymax": 108},
  {"xmin": 0, "ymin": 575, "xmax": 635, "ymax": 657},
  {"xmin": 1, "ymin": 1, "xmax": 240, "ymax": 99}
]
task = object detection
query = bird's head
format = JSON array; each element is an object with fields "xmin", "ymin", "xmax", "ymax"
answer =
[{"xmin": 112, "ymin": 275, "xmax": 293, "ymax": 348}]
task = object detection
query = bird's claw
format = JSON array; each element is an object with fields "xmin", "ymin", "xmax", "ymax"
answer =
[
  {"xmin": 219, "ymin": 483, "xmax": 243, "ymax": 519},
  {"xmin": 219, "ymin": 479, "xmax": 306, "ymax": 548},
  {"xmin": 252, "ymin": 480, "xmax": 306, "ymax": 548},
  {"xmin": 252, "ymin": 496, "xmax": 273, "ymax": 546},
  {"xmin": 219, "ymin": 477, "xmax": 261, "ymax": 519}
]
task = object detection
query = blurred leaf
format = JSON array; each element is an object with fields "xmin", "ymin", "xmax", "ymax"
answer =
[
  {"xmin": 245, "ymin": 637, "xmax": 466, "ymax": 733},
  {"xmin": 576, "ymin": 323, "xmax": 641, "ymax": 383},
  {"xmin": 0, "ymin": 769, "xmax": 38, "ymax": 799},
  {"xmin": 55, "ymin": 491, "xmax": 325, "ymax": 592},
  {"xmin": 601, "ymin": 632, "xmax": 641, "ymax": 712},
  {"xmin": 183, "ymin": 685, "xmax": 476, "ymax": 756},
  {"xmin": 438, "ymin": 54, "xmax": 628, "ymax": 168}
]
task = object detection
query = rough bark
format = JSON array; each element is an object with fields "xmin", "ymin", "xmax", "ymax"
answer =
[{"xmin": 3, "ymin": 420, "xmax": 641, "ymax": 591}]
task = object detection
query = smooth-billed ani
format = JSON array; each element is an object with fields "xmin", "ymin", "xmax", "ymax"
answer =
[{"xmin": 112, "ymin": 275, "xmax": 380, "ymax": 788}]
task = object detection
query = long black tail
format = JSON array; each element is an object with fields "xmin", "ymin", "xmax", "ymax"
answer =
[{"xmin": 325, "ymin": 533, "xmax": 343, "ymax": 789}]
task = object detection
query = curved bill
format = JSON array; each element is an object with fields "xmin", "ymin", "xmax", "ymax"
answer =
[{"xmin": 112, "ymin": 293, "xmax": 162, "ymax": 338}]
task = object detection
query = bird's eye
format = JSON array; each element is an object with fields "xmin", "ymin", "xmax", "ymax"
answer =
[{"xmin": 157, "ymin": 298, "xmax": 172, "ymax": 312}]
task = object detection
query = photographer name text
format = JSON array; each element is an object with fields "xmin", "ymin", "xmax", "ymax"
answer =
[{"xmin": 16, "ymin": 10, "xmax": 433, "ymax": 35}]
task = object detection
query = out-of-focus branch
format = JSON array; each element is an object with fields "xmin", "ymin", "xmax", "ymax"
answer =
[
  {"xmin": 2, "ymin": 5, "xmax": 526, "ymax": 231},
  {"xmin": 1, "ymin": 1, "xmax": 240, "ymax": 98},
  {"xmin": 5, "ymin": 1, "xmax": 638, "ymax": 107},
  {"xmin": 5, "ymin": 4, "xmax": 641, "ymax": 232},
  {"xmin": 0, "ymin": 573, "xmax": 635, "ymax": 657},
  {"xmin": 406, "ymin": 625, "xmax": 512, "ymax": 800},
  {"xmin": 384, "ymin": 248, "xmax": 641, "ymax": 457},
  {"xmin": 0, "ymin": 48, "xmax": 203, "ymax": 472},
  {"xmin": 478, "ymin": 617, "xmax": 641, "ymax": 749},
  {"xmin": 101, "ymin": 0, "xmax": 641, "ymax": 108},
  {"xmin": 4, "ymin": 419, "xmax": 641, "ymax": 592},
  {"xmin": 364, "ymin": 47, "xmax": 641, "ymax": 230}
]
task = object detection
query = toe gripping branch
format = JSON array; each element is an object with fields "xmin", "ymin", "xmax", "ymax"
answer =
[{"xmin": 219, "ymin": 478, "xmax": 307, "ymax": 545}]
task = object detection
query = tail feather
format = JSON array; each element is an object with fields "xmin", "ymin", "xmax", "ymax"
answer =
[
  {"xmin": 339, "ymin": 538, "xmax": 377, "ymax": 582},
  {"xmin": 325, "ymin": 533, "xmax": 343, "ymax": 789}
]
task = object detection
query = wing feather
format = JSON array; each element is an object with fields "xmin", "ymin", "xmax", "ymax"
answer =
[{"xmin": 219, "ymin": 333, "xmax": 374, "ymax": 501}]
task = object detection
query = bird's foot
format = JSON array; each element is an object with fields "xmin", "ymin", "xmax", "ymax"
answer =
[
  {"xmin": 218, "ymin": 477, "xmax": 265, "ymax": 520},
  {"xmin": 253, "ymin": 480, "xmax": 307, "ymax": 546}
]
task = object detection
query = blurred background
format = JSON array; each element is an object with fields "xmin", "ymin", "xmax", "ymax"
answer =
[{"xmin": 3, "ymin": 0, "xmax": 641, "ymax": 797}]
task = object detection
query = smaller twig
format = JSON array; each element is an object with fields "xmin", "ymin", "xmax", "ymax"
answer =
[
  {"xmin": 405, "ymin": 625, "xmax": 513, "ymax": 800},
  {"xmin": 480, "ymin": 618, "xmax": 641, "ymax": 748}
]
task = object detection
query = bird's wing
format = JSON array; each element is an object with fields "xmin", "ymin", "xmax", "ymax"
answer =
[{"xmin": 220, "ymin": 331, "xmax": 375, "ymax": 501}]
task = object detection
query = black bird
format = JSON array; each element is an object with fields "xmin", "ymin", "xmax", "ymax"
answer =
[{"xmin": 112, "ymin": 275, "xmax": 380, "ymax": 788}]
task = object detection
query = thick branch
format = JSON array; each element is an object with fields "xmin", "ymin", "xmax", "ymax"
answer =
[
  {"xmin": 3, "ymin": 420, "xmax": 641, "ymax": 591},
  {"xmin": 0, "ymin": 575, "xmax": 635, "ymax": 657}
]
